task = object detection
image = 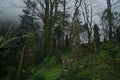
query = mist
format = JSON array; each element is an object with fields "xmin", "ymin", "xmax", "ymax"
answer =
[{"xmin": 0, "ymin": 0, "xmax": 106, "ymax": 23}]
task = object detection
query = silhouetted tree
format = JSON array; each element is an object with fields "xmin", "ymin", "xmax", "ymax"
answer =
[
  {"xmin": 94, "ymin": 24, "xmax": 100, "ymax": 43},
  {"xmin": 106, "ymin": 0, "xmax": 112, "ymax": 41},
  {"xmin": 20, "ymin": 0, "xmax": 37, "ymax": 35},
  {"xmin": 93, "ymin": 24, "xmax": 100, "ymax": 48},
  {"xmin": 116, "ymin": 25, "xmax": 120, "ymax": 42}
]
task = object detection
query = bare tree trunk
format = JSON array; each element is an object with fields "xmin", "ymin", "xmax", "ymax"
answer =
[
  {"xmin": 61, "ymin": 0, "xmax": 66, "ymax": 51},
  {"xmin": 16, "ymin": 45, "xmax": 25, "ymax": 80},
  {"xmin": 106, "ymin": 0, "xmax": 112, "ymax": 41},
  {"xmin": 44, "ymin": 0, "xmax": 60, "ymax": 55},
  {"xmin": 43, "ymin": 0, "xmax": 50, "ymax": 55}
]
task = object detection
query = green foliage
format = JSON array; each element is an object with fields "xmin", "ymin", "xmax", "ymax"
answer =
[
  {"xmin": 45, "ymin": 67, "xmax": 62, "ymax": 80},
  {"xmin": 28, "ymin": 67, "xmax": 62, "ymax": 80},
  {"xmin": 99, "ymin": 50, "xmax": 111, "ymax": 60},
  {"xmin": 26, "ymin": 45, "xmax": 120, "ymax": 80},
  {"xmin": 27, "ymin": 56, "xmax": 62, "ymax": 80},
  {"xmin": 41, "ymin": 56, "xmax": 56, "ymax": 67},
  {"xmin": 59, "ymin": 47, "xmax": 120, "ymax": 80},
  {"xmin": 60, "ymin": 52, "xmax": 71, "ymax": 60}
]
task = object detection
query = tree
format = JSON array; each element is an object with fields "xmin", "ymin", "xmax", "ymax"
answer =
[
  {"xmin": 106, "ymin": 0, "xmax": 112, "ymax": 41},
  {"xmin": 21, "ymin": 0, "xmax": 61, "ymax": 55},
  {"xmin": 19, "ymin": 0, "xmax": 37, "ymax": 55},
  {"xmin": 17, "ymin": 1, "xmax": 37, "ymax": 78},
  {"xmin": 93, "ymin": 24, "xmax": 100, "ymax": 48},
  {"xmin": 101, "ymin": 0, "xmax": 120, "ymax": 41},
  {"xmin": 43, "ymin": 0, "xmax": 60, "ymax": 55},
  {"xmin": 70, "ymin": 0, "xmax": 82, "ymax": 55},
  {"xmin": 93, "ymin": 24, "xmax": 100, "ymax": 42},
  {"xmin": 80, "ymin": 0, "xmax": 95, "ymax": 43},
  {"xmin": 54, "ymin": 25, "xmax": 62, "ymax": 50},
  {"xmin": 61, "ymin": 0, "xmax": 66, "ymax": 50},
  {"xmin": 20, "ymin": 0, "xmax": 37, "ymax": 35},
  {"xmin": 70, "ymin": 22, "xmax": 81, "ymax": 54},
  {"xmin": 0, "ymin": 20, "xmax": 31, "ymax": 80}
]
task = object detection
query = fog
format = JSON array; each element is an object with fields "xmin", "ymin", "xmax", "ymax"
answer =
[
  {"xmin": 0, "ymin": 0, "xmax": 24, "ymax": 22},
  {"xmin": 0, "ymin": 0, "xmax": 106, "ymax": 23}
]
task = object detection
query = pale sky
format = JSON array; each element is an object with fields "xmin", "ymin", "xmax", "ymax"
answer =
[
  {"xmin": 0, "ymin": 0, "xmax": 106, "ymax": 23},
  {"xmin": 0, "ymin": 0, "xmax": 24, "ymax": 21}
]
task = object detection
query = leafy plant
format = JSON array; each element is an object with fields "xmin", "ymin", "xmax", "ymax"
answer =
[{"xmin": 27, "ymin": 56, "xmax": 62, "ymax": 80}]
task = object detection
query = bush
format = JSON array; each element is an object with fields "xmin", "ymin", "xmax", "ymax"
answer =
[{"xmin": 27, "ymin": 56, "xmax": 62, "ymax": 80}]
